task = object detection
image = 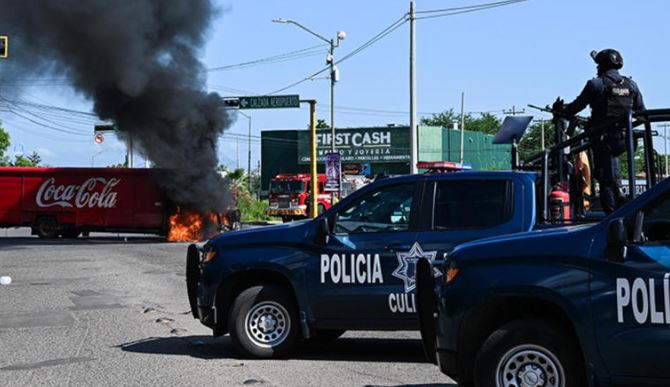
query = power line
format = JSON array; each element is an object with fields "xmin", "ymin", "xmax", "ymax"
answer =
[
  {"xmin": 334, "ymin": 14, "xmax": 408, "ymax": 65},
  {"xmin": 415, "ymin": 0, "xmax": 529, "ymax": 20},
  {"xmin": 3, "ymin": 108, "xmax": 90, "ymax": 137},
  {"xmin": 207, "ymin": 84, "xmax": 260, "ymax": 96},
  {"xmin": 0, "ymin": 97, "xmax": 97, "ymax": 117},
  {"xmin": 267, "ymin": 66, "xmax": 330, "ymax": 95},
  {"xmin": 415, "ymin": 0, "xmax": 527, "ymax": 14},
  {"xmin": 0, "ymin": 97, "xmax": 91, "ymax": 137},
  {"xmin": 206, "ymin": 44, "xmax": 328, "ymax": 72},
  {"xmin": 267, "ymin": 14, "xmax": 409, "ymax": 95}
]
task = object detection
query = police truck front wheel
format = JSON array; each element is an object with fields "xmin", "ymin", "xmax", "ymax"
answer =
[
  {"xmin": 228, "ymin": 284, "xmax": 298, "ymax": 358},
  {"xmin": 473, "ymin": 319, "xmax": 584, "ymax": 387}
]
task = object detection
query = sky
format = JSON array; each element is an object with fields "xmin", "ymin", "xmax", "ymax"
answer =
[{"xmin": 1, "ymin": 0, "xmax": 670, "ymax": 169}]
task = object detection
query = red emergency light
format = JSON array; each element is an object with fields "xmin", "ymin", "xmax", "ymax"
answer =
[{"xmin": 417, "ymin": 161, "xmax": 472, "ymax": 174}]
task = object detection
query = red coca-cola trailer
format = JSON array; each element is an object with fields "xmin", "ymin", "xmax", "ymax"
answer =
[{"xmin": 0, "ymin": 167, "xmax": 171, "ymax": 238}]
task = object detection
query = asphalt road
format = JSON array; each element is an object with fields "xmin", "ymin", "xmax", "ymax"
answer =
[{"xmin": 0, "ymin": 227, "xmax": 455, "ymax": 386}]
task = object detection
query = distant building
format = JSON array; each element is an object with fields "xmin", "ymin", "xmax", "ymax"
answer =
[{"xmin": 260, "ymin": 125, "xmax": 510, "ymax": 194}]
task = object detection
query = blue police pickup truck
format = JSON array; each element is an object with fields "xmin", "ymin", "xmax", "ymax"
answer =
[
  {"xmin": 186, "ymin": 170, "xmax": 545, "ymax": 358},
  {"xmin": 416, "ymin": 176, "xmax": 670, "ymax": 386}
]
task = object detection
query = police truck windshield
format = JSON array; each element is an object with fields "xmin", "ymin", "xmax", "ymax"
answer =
[{"xmin": 270, "ymin": 181, "xmax": 306, "ymax": 194}]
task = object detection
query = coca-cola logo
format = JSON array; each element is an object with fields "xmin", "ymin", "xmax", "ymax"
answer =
[{"xmin": 36, "ymin": 177, "xmax": 120, "ymax": 209}]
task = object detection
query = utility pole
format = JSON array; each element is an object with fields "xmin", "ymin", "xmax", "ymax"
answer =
[
  {"xmin": 503, "ymin": 105, "xmax": 526, "ymax": 116},
  {"xmin": 659, "ymin": 123, "xmax": 670, "ymax": 177},
  {"xmin": 329, "ymin": 39, "xmax": 337, "ymax": 153},
  {"xmin": 459, "ymin": 92, "xmax": 465, "ymax": 163},
  {"xmin": 128, "ymin": 135, "xmax": 133, "ymax": 168},
  {"xmin": 237, "ymin": 111, "xmax": 253, "ymax": 192},
  {"xmin": 328, "ymin": 40, "xmax": 337, "ymax": 205},
  {"xmin": 247, "ymin": 117, "xmax": 252, "ymax": 192},
  {"xmin": 409, "ymin": 0, "xmax": 418, "ymax": 174},
  {"xmin": 257, "ymin": 160, "xmax": 261, "ymax": 200},
  {"xmin": 540, "ymin": 119, "xmax": 545, "ymax": 150}
]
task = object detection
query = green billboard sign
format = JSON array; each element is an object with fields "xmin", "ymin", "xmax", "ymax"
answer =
[{"xmin": 298, "ymin": 126, "xmax": 410, "ymax": 164}]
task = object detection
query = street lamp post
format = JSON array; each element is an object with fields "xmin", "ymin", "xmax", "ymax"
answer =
[
  {"xmin": 273, "ymin": 18, "xmax": 345, "ymax": 197},
  {"xmin": 237, "ymin": 111, "xmax": 253, "ymax": 192}
]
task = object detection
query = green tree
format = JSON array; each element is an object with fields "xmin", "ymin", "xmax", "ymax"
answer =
[
  {"xmin": 307, "ymin": 119, "xmax": 330, "ymax": 129},
  {"xmin": 0, "ymin": 123, "xmax": 41, "ymax": 166},
  {"xmin": 420, "ymin": 109, "xmax": 459, "ymax": 127},
  {"xmin": 218, "ymin": 165, "xmax": 271, "ymax": 221},
  {"xmin": 464, "ymin": 113, "xmax": 502, "ymax": 136},
  {"xmin": 618, "ymin": 144, "xmax": 647, "ymax": 179},
  {"xmin": 518, "ymin": 121, "xmax": 556, "ymax": 161},
  {"xmin": 12, "ymin": 151, "xmax": 42, "ymax": 167},
  {"xmin": 316, "ymin": 119, "xmax": 329, "ymax": 129},
  {"xmin": 27, "ymin": 151, "xmax": 42, "ymax": 166},
  {"xmin": 0, "ymin": 123, "xmax": 10, "ymax": 166},
  {"xmin": 420, "ymin": 110, "xmax": 502, "ymax": 135}
]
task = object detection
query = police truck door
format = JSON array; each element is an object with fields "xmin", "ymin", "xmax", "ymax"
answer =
[
  {"xmin": 591, "ymin": 189, "xmax": 670, "ymax": 380},
  {"xmin": 309, "ymin": 181, "xmax": 422, "ymax": 329}
]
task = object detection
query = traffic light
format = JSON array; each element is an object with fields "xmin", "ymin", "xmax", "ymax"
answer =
[
  {"xmin": 222, "ymin": 98, "xmax": 240, "ymax": 108},
  {"xmin": 0, "ymin": 36, "xmax": 7, "ymax": 59},
  {"xmin": 94, "ymin": 124, "xmax": 118, "ymax": 132}
]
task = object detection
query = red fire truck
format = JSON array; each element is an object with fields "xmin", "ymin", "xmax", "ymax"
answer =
[
  {"xmin": 0, "ymin": 167, "xmax": 171, "ymax": 238},
  {"xmin": 266, "ymin": 173, "xmax": 333, "ymax": 222}
]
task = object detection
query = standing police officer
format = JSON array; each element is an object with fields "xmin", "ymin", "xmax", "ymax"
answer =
[{"xmin": 556, "ymin": 49, "xmax": 645, "ymax": 214}]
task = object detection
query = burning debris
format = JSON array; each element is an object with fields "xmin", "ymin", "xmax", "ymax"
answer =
[
  {"xmin": 0, "ymin": 0, "xmax": 235, "ymax": 224},
  {"xmin": 168, "ymin": 206, "xmax": 242, "ymax": 242},
  {"xmin": 168, "ymin": 208, "xmax": 220, "ymax": 242}
]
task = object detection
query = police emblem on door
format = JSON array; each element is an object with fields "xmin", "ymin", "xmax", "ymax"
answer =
[{"xmin": 391, "ymin": 242, "xmax": 440, "ymax": 293}]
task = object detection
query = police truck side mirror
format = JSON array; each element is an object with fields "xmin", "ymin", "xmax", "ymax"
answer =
[
  {"xmin": 606, "ymin": 218, "xmax": 627, "ymax": 262},
  {"xmin": 315, "ymin": 217, "xmax": 330, "ymax": 246}
]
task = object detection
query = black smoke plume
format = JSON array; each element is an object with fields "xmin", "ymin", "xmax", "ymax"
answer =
[{"xmin": 0, "ymin": 0, "xmax": 234, "ymax": 214}]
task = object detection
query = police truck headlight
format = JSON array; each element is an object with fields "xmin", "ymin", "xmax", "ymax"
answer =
[
  {"xmin": 445, "ymin": 267, "xmax": 460, "ymax": 283},
  {"xmin": 201, "ymin": 246, "xmax": 217, "ymax": 263},
  {"xmin": 442, "ymin": 255, "xmax": 460, "ymax": 284}
]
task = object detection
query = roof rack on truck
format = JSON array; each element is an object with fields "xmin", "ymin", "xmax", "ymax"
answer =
[{"xmin": 497, "ymin": 106, "xmax": 670, "ymax": 224}]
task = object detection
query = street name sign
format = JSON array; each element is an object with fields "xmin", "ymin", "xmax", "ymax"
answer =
[{"xmin": 239, "ymin": 95, "xmax": 300, "ymax": 110}]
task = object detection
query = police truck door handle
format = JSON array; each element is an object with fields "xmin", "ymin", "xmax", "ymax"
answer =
[{"xmin": 385, "ymin": 243, "xmax": 410, "ymax": 252}]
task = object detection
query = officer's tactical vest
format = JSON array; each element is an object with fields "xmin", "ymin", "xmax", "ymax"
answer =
[{"xmin": 602, "ymin": 76, "xmax": 634, "ymax": 156}]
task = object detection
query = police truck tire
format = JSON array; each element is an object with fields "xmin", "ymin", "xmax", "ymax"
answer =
[
  {"xmin": 473, "ymin": 319, "xmax": 584, "ymax": 387},
  {"xmin": 228, "ymin": 284, "xmax": 298, "ymax": 358},
  {"xmin": 35, "ymin": 216, "xmax": 59, "ymax": 239}
]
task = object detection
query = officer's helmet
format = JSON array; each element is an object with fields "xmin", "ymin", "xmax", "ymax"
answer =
[{"xmin": 590, "ymin": 49, "xmax": 623, "ymax": 70}]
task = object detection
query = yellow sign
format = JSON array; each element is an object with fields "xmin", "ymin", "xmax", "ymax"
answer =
[{"xmin": 0, "ymin": 36, "xmax": 7, "ymax": 58}]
